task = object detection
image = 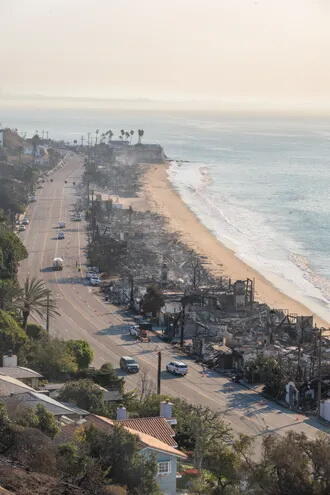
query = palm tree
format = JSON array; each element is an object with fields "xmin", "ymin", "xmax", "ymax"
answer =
[
  {"xmin": 19, "ymin": 277, "xmax": 59, "ymax": 329},
  {"xmin": 95, "ymin": 129, "xmax": 99, "ymax": 146},
  {"xmin": 125, "ymin": 131, "xmax": 130, "ymax": 141},
  {"xmin": 130, "ymin": 130, "xmax": 134, "ymax": 144},
  {"xmin": 138, "ymin": 129, "xmax": 144, "ymax": 144},
  {"xmin": 107, "ymin": 130, "xmax": 114, "ymax": 143}
]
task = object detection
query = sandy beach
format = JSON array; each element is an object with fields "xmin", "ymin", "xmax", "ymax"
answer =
[{"xmin": 132, "ymin": 162, "xmax": 329, "ymax": 330}]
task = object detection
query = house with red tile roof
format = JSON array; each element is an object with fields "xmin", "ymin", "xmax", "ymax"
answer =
[
  {"xmin": 87, "ymin": 414, "xmax": 186, "ymax": 495},
  {"xmin": 116, "ymin": 416, "xmax": 177, "ymax": 447}
]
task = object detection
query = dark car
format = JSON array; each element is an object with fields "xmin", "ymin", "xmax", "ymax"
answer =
[{"xmin": 120, "ymin": 356, "xmax": 139, "ymax": 373}]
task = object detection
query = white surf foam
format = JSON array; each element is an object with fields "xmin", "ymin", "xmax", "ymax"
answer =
[{"xmin": 168, "ymin": 161, "xmax": 330, "ymax": 324}]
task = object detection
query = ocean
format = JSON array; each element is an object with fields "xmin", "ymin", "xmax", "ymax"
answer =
[{"xmin": 1, "ymin": 106, "xmax": 329, "ymax": 323}]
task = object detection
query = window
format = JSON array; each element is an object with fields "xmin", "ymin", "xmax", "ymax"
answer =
[{"xmin": 158, "ymin": 461, "xmax": 171, "ymax": 475}]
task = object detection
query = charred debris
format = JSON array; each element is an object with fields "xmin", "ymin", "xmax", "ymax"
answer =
[{"xmin": 81, "ymin": 139, "xmax": 330, "ymax": 415}]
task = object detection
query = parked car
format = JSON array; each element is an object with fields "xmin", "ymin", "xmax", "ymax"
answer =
[
  {"xmin": 18, "ymin": 224, "xmax": 26, "ymax": 232},
  {"xmin": 86, "ymin": 271, "xmax": 97, "ymax": 280},
  {"xmin": 166, "ymin": 361, "xmax": 188, "ymax": 376},
  {"xmin": 52, "ymin": 257, "xmax": 64, "ymax": 270},
  {"xmin": 120, "ymin": 356, "xmax": 139, "ymax": 373},
  {"xmin": 22, "ymin": 218, "xmax": 30, "ymax": 225},
  {"xmin": 58, "ymin": 221, "xmax": 66, "ymax": 229},
  {"xmin": 129, "ymin": 325, "xmax": 140, "ymax": 336},
  {"xmin": 90, "ymin": 276, "xmax": 101, "ymax": 286},
  {"xmin": 57, "ymin": 231, "xmax": 65, "ymax": 240}
]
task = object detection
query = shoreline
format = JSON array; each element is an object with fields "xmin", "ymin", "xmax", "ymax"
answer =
[{"xmin": 136, "ymin": 162, "xmax": 329, "ymax": 329}]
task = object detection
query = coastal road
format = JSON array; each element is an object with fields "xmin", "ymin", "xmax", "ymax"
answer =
[{"xmin": 18, "ymin": 152, "xmax": 329, "ymax": 451}]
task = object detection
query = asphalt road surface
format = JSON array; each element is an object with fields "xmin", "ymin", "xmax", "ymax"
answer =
[{"xmin": 18, "ymin": 152, "xmax": 329, "ymax": 451}]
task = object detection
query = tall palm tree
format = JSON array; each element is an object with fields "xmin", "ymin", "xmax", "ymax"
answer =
[
  {"xmin": 130, "ymin": 130, "xmax": 134, "ymax": 144},
  {"xmin": 107, "ymin": 130, "xmax": 114, "ymax": 143},
  {"xmin": 19, "ymin": 277, "xmax": 59, "ymax": 329},
  {"xmin": 138, "ymin": 129, "xmax": 144, "ymax": 144},
  {"xmin": 125, "ymin": 131, "xmax": 130, "ymax": 141}
]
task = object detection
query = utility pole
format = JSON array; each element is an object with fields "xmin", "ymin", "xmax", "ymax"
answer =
[
  {"xmin": 180, "ymin": 300, "xmax": 186, "ymax": 347},
  {"xmin": 91, "ymin": 190, "xmax": 96, "ymax": 242},
  {"xmin": 129, "ymin": 274, "xmax": 134, "ymax": 306},
  {"xmin": 317, "ymin": 327, "xmax": 323, "ymax": 417},
  {"xmin": 86, "ymin": 180, "xmax": 90, "ymax": 207},
  {"xmin": 46, "ymin": 293, "xmax": 50, "ymax": 333},
  {"xmin": 157, "ymin": 351, "xmax": 162, "ymax": 394}
]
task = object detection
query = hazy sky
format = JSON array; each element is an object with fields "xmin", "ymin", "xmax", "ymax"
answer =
[{"xmin": 1, "ymin": 0, "xmax": 330, "ymax": 111}]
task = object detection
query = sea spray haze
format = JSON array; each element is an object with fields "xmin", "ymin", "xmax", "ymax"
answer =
[{"xmin": 1, "ymin": 107, "xmax": 330, "ymax": 322}]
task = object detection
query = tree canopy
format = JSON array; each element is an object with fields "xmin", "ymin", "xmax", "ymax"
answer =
[
  {"xmin": 141, "ymin": 286, "xmax": 164, "ymax": 316},
  {"xmin": 0, "ymin": 228, "xmax": 28, "ymax": 279},
  {"xmin": 66, "ymin": 340, "xmax": 94, "ymax": 370},
  {"xmin": 0, "ymin": 309, "xmax": 27, "ymax": 356},
  {"xmin": 58, "ymin": 379, "xmax": 105, "ymax": 413},
  {"xmin": 20, "ymin": 337, "xmax": 79, "ymax": 380}
]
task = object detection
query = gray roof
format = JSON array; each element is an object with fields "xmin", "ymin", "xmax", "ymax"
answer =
[
  {"xmin": 103, "ymin": 390, "xmax": 122, "ymax": 402},
  {"xmin": 0, "ymin": 366, "xmax": 43, "ymax": 380},
  {"xmin": 39, "ymin": 383, "xmax": 65, "ymax": 392},
  {"xmin": 0, "ymin": 375, "xmax": 35, "ymax": 397},
  {"xmin": 1, "ymin": 391, "xmax": 89, "ymax": 417}
]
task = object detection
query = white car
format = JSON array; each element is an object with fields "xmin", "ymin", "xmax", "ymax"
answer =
[
  {"xmin": 58, "ymin": 221, "xmax": 66, "ymax": 229},
  {"xmin": 166, "ymin": 361, "xmax": 188, "ymax": 376},
  {"xmin": 90, "ymin": 276, "xmax": 101, "ymax": 286},
  {"xmin": 22, "ymin": 218, "xmax": 30, "ymax": 225},
  {"xmin": 57, "ymin": 231, "xmax": 65, "ymax": 240},
  {"xmin": 18, "ymin": 224, "xmax": 26, "ymax": 232},
  {"xmin": 129, "ymin": 325, "xmax": 139, "ymax": 336},
  {"xmin": 86, "ymin": 271, "xmax": 97, "ymax": 279}
]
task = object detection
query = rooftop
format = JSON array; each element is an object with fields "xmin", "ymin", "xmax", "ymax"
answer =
[
  {"xmin": 89, "ymin": 415, "xmax": 187, "ymax": 459},
  {"xmin": 117, "ymin": 417, "xmax": 177, "ymax": 447},
  {"xmin": 0, "ymin": 366, "xmax": 43, "ymax": 380},
  {"xmin": 0, "ymin": 375, "xmax": 35, "ymax": 397},
  {"xmin": 2, "ymin": 391, "xmax": 89, "ymax": 417}
]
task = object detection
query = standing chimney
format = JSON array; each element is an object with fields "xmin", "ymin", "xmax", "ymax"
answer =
[
  {"xmin": 116, "ymin": 406, "xmax": 128, "ymax": 420},
  {"xmin": 160, "ymin": 400, "xmax": 173, "ymax": 419},
  {"xmin": 3, "ymin": 352, "xmax": 18, "ymax": 367}
]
